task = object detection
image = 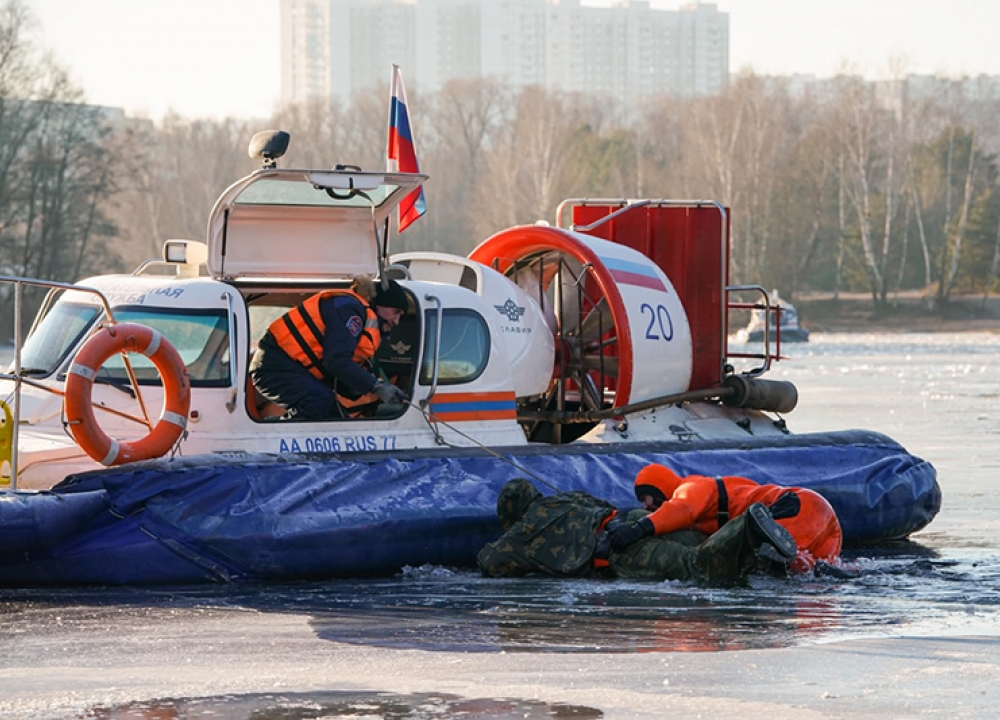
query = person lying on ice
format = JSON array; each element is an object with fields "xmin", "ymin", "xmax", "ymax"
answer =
[
  {"xmin": 476, "ymin": 478, "xmax": 797, "ymax": 585},
  {"xmin": 608, "ymin": 464, "xmax": 844, "ymax": 575}
]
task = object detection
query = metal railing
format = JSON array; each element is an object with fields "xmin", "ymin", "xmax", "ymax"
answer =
[
  {"xmin": 0, "ymin": 275, "xmax": 116, "ymax": 489},
  {"xmin": 725, "ymin": 285, "xmax": 779, "ymax": 377}
]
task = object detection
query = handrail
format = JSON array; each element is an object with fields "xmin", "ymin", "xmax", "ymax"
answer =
[
  {"xmin": 222, "ymin": 291, "xmax": 239, "ymax": 412},
  {"xmin": 420, "ymin": 294, "xmax": 444, "ymax": 410},
  {"xmin": 555, "ymin": 197, "xmax": 630, "ymax": 230},
  {"xmin": 10, "ymin": 281, "xmax": 21, "ymax": 488},
  {"xmin": 725, "ymin": 284, "xmax": 774, "ymax": 376},
  {"xmin": 0, "ymin": 275, "xmax": 116, "ymax": 490},
  {"xmin": 563, "ymin": 200, "xmax": 653, "ymax": 232},
  {"xmin": 0, "ymin": 275, "xmax": 116, "ymax": 325}
]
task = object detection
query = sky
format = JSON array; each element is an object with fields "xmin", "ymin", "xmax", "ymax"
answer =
[{"xmin": 27, "ymin": 0, "xmax": 1000, "ymax": 121}]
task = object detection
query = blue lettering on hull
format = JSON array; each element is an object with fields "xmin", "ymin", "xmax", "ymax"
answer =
[{"xmin": 278, "ymin": 435, "xmax": 395, "ymax": 454}]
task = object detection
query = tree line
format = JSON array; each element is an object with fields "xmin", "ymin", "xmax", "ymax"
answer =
[{"xmin": 3, "ymin": 0, "xmax": 1000, "ymax": 340}]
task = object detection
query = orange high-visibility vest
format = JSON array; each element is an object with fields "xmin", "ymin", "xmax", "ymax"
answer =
[{"xmin": 268, "ymin": 290, "xmax": 381, "ymax": 381}]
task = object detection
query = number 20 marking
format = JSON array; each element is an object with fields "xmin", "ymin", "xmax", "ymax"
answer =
[{"xmin": 641, "ymin": 303, "xmax": 674, "ymax": 341}]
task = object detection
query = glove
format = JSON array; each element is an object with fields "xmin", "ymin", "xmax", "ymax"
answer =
[
  {"xmin": 768, "ymin": 492, "xmax": 801, "ymax": 520},
  {"xmin": 608, "ymin": 516, "xmax": 654, "ymax": 551},
  {"xmin": 372, "ymin": 379, "xmax": 407, "ymax": 405}
]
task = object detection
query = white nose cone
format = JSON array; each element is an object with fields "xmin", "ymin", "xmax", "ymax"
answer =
[
  {"xmin": 480, "ymin": 276, "xmax": 556, "ymax": 398},
  {"xmin": 391, "ymin": 252, "xmax": 556, "ymax": 398}
]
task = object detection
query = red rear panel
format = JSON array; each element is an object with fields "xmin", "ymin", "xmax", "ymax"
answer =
[{"xmin": 571, "ymin": 203, "xmax": 730, "ymax": 391}]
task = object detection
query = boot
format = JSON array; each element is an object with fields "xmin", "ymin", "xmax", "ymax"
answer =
[{"xmin": 746, "ymin": 502, "xmax": 797, "ymax": 559}]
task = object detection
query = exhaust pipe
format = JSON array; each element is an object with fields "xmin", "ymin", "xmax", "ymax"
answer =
[{"xmin": 721, "ymin": 375, "xmax": 798, "ymax": 414}]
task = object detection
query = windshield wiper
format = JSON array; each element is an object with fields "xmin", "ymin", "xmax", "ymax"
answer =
[
  {"xmin": 53, "ymin": 368, "xmax": 137, "ymax": 398},
  {"xmin": 13, "ymin": 366, "xmax": 52, "ymax": 375},
  {"xmin": 93, "ymin": 368, "xmax": 137, "ymax": 398}
]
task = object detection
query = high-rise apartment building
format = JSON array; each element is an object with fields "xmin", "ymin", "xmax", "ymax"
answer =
[
  {"xmin": 280, "ymin": 0, "xmax": 729, "ymax": 107},
  {"xmin": 280, "ymin": 0, "xmax": 331, "ymax": 103}
]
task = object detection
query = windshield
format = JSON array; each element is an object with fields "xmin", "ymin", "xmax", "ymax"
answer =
[
  {"xmin": 17, "ymin": 302, "xmax": 230, "ymax": 386},
  {"xmin": 97, "ymin": 307, "xmax": 231, "ymax": 386},
  {"xmin": 18, "ymin": 301, "xmax": 101, "ymax": 375}
]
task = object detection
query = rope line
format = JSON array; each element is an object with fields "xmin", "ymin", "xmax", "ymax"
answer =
[{"xmin": 407, "ymin": 399, "xmax": 561, "ymax": 492}]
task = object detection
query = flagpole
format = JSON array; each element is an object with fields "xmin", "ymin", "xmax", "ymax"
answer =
[
  {"xmin": 387, "ymin": 64, "xmax": 398, "ymax": 174},
  {"xmin": 386, "ymin": 64, "xmax": 427, "ymax": 234},
  {"xmin": 381, "ymin": 64, "xmax": 398, "ymax": 274}
]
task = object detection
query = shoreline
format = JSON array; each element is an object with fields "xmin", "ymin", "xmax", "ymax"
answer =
[{"xmin": 784, "ymin": 292, "xmax": 1000, "ymax": 334}]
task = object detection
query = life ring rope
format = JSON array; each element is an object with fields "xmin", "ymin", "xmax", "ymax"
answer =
[{"xmin": 64, "ymin": 323, "xmax": 191, "ymax": 467}]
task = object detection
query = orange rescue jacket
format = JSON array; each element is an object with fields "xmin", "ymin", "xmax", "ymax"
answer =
[{"xmin": 635, "ymin": 464, "xmax": 842, "ymax": 570}]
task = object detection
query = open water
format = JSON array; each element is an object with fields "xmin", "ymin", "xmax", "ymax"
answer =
[{"xmin": 1, "ymin": 332, "xmax": 999, "ymax": 718}]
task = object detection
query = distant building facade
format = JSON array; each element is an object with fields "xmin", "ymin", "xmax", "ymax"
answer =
[
  {"xmin": 764, "ymin": 72, "xmax": 1000, "ymax": 113},
  {"xmin": 280, "ymin": 0, "xmax": 729, "ymax": 107}
]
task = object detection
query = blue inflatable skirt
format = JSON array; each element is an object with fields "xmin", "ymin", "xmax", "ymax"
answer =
[{"xmin": 0, "ymin": 429, "xmax": 940, "ymax": 585}]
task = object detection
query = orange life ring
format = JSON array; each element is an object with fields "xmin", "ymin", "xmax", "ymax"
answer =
[{"xmin": 64, "ymin": 323, "xmax": 191, "ymax": 466}]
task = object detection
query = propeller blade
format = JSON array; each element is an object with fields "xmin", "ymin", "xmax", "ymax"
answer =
[
  {"xmin": 512, "ymin": 257, "xmax": 559, "ymax": 334},
  {"xmin": 512, "ymin": 254, "xmax": 559, "ymax": 290},
  {"xmin": 574, "ymin": 371, "xmax": 605, "ymax": 411},
  {"xmin": 554, "ymin": 264, "xmax": 583, "ymax": 337},
  {"xmin": 578, "ymin": 297, "xmax": 611, "ymax": 344},
  {"xmin": 581, "ymin": 355, "xmax": 619, "ymax": 377}
]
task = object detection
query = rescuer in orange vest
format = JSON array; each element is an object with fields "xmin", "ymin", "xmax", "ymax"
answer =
[
  {"xmin": 608, "ymin": 464, "xmax": 843, "ymax": 574},
  {"xmin": 250, "ymin": 276, "xmax": 409, "ymax": 419}
]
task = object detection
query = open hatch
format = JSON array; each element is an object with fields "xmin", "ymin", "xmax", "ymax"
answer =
[{"xmin": 206, "ymin": 147, "xmax": 426, "ymax": 282}]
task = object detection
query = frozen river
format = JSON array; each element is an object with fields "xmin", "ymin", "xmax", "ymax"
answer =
[{"xmin": 2, "ymin": 332, "xmax": 999, "ymax": 718}]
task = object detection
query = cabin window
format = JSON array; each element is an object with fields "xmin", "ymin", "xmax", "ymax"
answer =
[
  {"xmin": 419, "ymin": 309, "xmax": 489, "ymax": 385},
  {"xmin": 18, "ymin": 302, "xmax": 101, "ymax": 377},
  {"xmin": 248, "ymin": 304, "xmax": 292, "ymax": 353},
  {"xmin": 235, "ymin": 178, "xmax": 400, "ymax": 208}
]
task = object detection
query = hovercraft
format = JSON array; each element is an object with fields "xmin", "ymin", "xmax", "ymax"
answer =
[
  {"xmin": 737, "ymin": 289, "xmax": 810, "ymax": 344},
  {"xmin": 0, "ymin": 131, "xmax": 939, "ymax": 585}
]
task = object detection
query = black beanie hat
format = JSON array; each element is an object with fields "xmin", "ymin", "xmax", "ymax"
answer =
[{"xmin": 374, "ymin": 278, "xmax": 408, "ymax": 311}]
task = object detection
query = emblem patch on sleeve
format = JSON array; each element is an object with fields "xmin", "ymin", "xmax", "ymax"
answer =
[{"xmin": 346, "ymin": 315, "xmax": 363, "ymax": 336}]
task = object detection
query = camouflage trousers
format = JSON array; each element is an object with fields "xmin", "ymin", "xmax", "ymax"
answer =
[{"xmin": 608, "ymin": 511, "xmax": 758, "ymax": 586}]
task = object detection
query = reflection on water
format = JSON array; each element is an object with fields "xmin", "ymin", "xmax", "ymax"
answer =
[{"xmin": 2, "ymin": 543, "xmax": 998, "ymax": 657}]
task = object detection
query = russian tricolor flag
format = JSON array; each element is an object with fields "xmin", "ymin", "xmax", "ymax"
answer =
[{"xmin": 387, "ymin": 64, "xmax": 427, "ymax": 233}]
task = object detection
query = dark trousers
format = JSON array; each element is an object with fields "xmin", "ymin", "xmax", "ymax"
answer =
[{"xmin": 609, "ymin": 513, "xmax": 757, "ymax": 585}]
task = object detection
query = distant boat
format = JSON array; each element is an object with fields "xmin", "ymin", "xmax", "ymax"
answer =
[{"xmin": 738, "ymin": 290, "xmax": 810, "ymax": 343}]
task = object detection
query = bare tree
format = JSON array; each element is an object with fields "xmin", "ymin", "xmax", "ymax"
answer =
[
  {"xmin": 0, "ymin": 1, "xmax": 126, "ymax": 339},
  {"xmin": 471, "ymin": 87, "xmax": 602, "ymax": 236},
  {"xmin": 107, "ymin": 113, "xmax": 253, "ymax": 270},
  {"xmin": 908, "ymin": 180, "xmax": 933, "ymax": 299},
  {"xmin": 831, "ymin": 75, "xmax": 890, "ymax": 307},
  {"xmin": 424, "ymin": 77, "xmax": 510, "ymax": 253},
  {"xmin": 9, "ymin": 0, "xmax": 1000, "ymax": 330},
  {"xmin": 984, "ymin": 204, "xmax": 1000, "ymax": 307},
  {"xmin": 941, "ymin": 130, "xmax": 978, "ymax": 300},
  {"xmin": 271, "ymin": 95, "xmax": 349, "ymax": 166},
  {"xmin": 680, "ymin": 73, "xmax": 790, "ymax": 284}
]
